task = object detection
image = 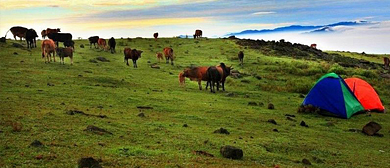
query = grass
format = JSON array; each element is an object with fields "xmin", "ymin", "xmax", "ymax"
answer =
[{"xmin": 0, "ymin": 38, "xmax": 390, "ymax": 167}]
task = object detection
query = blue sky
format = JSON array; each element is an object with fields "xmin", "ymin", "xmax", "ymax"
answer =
[{"xmin": 0, "ymin": 0, "xmax": 389, "ymax": 53}]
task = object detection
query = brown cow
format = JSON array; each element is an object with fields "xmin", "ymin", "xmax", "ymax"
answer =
[
  {"xmin": 46, "ymin": 28, "xmax": 60, "ymax": 35},
  {"xmin": 56, "ymin": 47, "xmax": 73, "ymax": 65},
  {"xmin": 153, "ymin": 32, "xmax": 158, "ymax": 40},
  {"xmin": 310, "ymin": 44, "xmax": 317, "ymax": 48},
  {"xmin": 124, "ymin": 48, "xmax": 143, "ymax": 68},
  {"xmin": 194, "ymin": 29, "xmax": 202, "ymax": 39},
  {"xmin": 6, "ymin": 26, "xmax": 28, "ymax": 41},
  {"xmin": 163, "ymin": 47, "xmax": 174, "ymax": 65},
  {"xmin": 41, "ymin": 30, "xmax": 47, "ymax": 39},
  {"xmin": 41, "ymin": 39, "xmax": 56, "ymax": 63},
  {"xmin": 238, "ymin": 51, "xmax": 244, "ymax": 65},
  {"xmin": 97, "ymin": 38, "xmax": 107, "ymax": 50},
  {"xmin": 156, "ymin": 52, "xmax": 163, "ymax": 62},
  {"xmin": 384, "ymin": 57, "xmax": 390, "ymax": 70}
]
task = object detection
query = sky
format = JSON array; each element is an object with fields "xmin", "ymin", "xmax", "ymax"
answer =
[{"xmin": 0, "ymin": 0, "xmax": 389, "ymax": 53}]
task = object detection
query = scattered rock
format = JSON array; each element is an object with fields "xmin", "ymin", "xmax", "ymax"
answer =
[
  {"xmin": 66, "ymin": 110, "xmax": 106, "ymax": 118},
  {"xmin": 84, "ymin": 125, "xmax": 112, "ymax": 135},
  {"xmin": 30, "ymin": 140, "xmax": 43, "ymax": 147},
  {"xmin": 348, "ymin": 128, "xmax": 360, "ymax": 132},
  {"xmin": 137, "ymin": 106, "xmax": 153, "ymax": 110},
  {"xmin": 374, "ymin": 133, "xmax": 384, "ymax": 137},
  {"xmin": 248, "ymin": 102, "xmax": 257, "ymax": 106},
  {"xmin": 220, "ymin": 145, "xmax": 243, "ymax": 159},
  {"xmin": 78, "ymin": 74, "xmax": 83, "ymax": 77},
  {"xmin": 80, "ymin": 44, "xmax": 85, "ymax": 48},
  {"xmin": 47, "ymin": 83, "xmax": 54, "ymax": 86},
  {"xmin": 302, "ymin": 158, "xmax": 311, "ymax": 165},
  {"xmin": 192, "ymin": 150, "xmax": 214, "ymax": 157},
  {"xmin": 60, "ymin": 102, "xmax": 65, "ymax": 105},
  {"xmin": 151, "ymin": 64, "xmax": 160, "ymax": 69},
  {"xmin": 214, "ymin": 128, "xmax": 230, "ymax": 135},
  {"xmin": 97, "ymin": 105, "xmax": 103, "ymax": 109},
  {"xmin": 78, "ymin": 157, "xmax": 102, "ymax": 168},
  {"xmin": 183, "ymin": 124, "xmax": 188, "ymax": 127},
  {"xmin": 362, "ymin": 121, "xmax": 382, "ymax": 136},
  {"xmin": 138, "ymin": 112, "xmax": 145, "ymax": 117},
  {"xmin": 13, "ymin": 52, "xmax": 18, "ymax": 55},
  {"xmin": 268, "ymin": 103, "xmax": 275, "ymax": 109},
  {"xmin": 268, "ymin": 119, "xmax": 277, "ymax": 125},
  {"xmin": 89, "ymin": 59, "xmax": 98, "ymax": 63},
  {"xmin": 285, "ymin": 114, "xmax": 295, "ymax": 117},
  {"xmin": 258, "ymin": 102, "xmax": 264, "ymax": 106},
  {"xmin": 12, "ymin": 43, "xmax": 23, "ymax": 48},
  {"xmin": 243, "ymin": 94, "xmax": 250, "ymax": 98},
  {"xmin": 286, "ymin": 117, "xmax": 296, "ymax": 121},
  {"xmin": 84, "ymin": 70, "xmax": 92, "ymax": 73},
  {"xmin": 25, "ymin": 84, "xmax": 29, "ymax": 87},
  {"xmin": 300, "ymin": 121, "xmax": 309, "ymax": 127},
  {"xmin": 147, "ymin": 60, "xmax": 151, "ymax": 63},
  {"xmin": 226, "ymin": 92, "xmax": 235, "ymax": 97},
  {"xmin": 96, "ymin": 57, "xmax": 110, "ymax": 62},
  {"xmin": 273, "ymin": 129, "xmax": 279, "ymax": 132},
  {"xmin": 255, "ymin": 75, "xmax": 262, "ymax": 80}
]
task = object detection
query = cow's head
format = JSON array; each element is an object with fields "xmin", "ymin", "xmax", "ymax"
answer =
[{"xmin": 57, "ymin": 28, "xmax": 61, "ymax": 32}]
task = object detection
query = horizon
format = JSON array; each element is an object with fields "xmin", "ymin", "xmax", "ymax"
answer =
[{"xmin": 1, "ymin": 0, "xmax": 389, "ymax": 54}]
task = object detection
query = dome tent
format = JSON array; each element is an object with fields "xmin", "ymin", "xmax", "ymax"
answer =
[
  {"xmin": 345, "ymin": 78, "xmax": 385, "ymax": 112},
  {"xmin": 302, "ymin": 73, "xmax": 364, "ymax": 118}
]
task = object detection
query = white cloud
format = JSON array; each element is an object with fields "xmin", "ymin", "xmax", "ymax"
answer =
[{"xmin": 252, "ymin": 11, "xmax": 276, "ymax": 15}]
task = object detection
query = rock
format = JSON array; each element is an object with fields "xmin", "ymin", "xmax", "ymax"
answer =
[
  {"xmin": 30, "ymin": 140, "xmax": 43, "ymax": 147},
  {"xmin": 36, "ymin": 155, "xmax": 43, "ymax": 160},
  {"xmin": 0, "ymin": 37, "xmax": 5, "ymax": 43},
  {"xmin": 220, "ymin": 145, "xmax": 243, "ymax": 159},
  {"xmin": 248, "ymin": 102, "xmax": 257, "ymax": 106},
  {"xmin": 84, "ymin": 125, "xmax": 112, "ymax": 135},
  {"xmin": 138, "ymin": 113, "xmax": 145, "ymax": 117},
  {"xmin": 151, "ymin": 64, "xmax": 160, "ymax": 69},
  {"xmin": 78, "ymin": 157, "xmax": 102, "ymax": 168},
  {"xmin": 348, "ymin": 128, "xmax": 360, "ymax": 132},
  {"xmin": 25, "ymin": 85, "xmax": 29, "ymax": 87},
  {"xmin": 96, "ymin": 57, "xmax": 110, "ymax": 62},
  {"xmin": 268, "ymin": 119, "xmax": 277, "ymax": 125},
  {"xmin": 302, "ymin": 158, "xmax": 311, "ymax": 165},
  {"xmin": 192, "ymin": 150, "xmax": 214, "ymax": 157},
  {"xmin": 286, "ymin": 117, "xmax": 296, "ymax": 121},
  {"xmin": 273, "ymin": 129, "xmax": 279, "ymax": 132},
  {"xmin": 12, "ymin": 43, "xmax": 23, "ymax": 48},
  {"xmin": 300, "ymin": 121, "xmax": 309, "ymax": 127},
  {"xmin": 47, "ymin": 83, "xmax": 54, "ymax": 86},
  {"xmin": 243, "ymin": 94, "xmax": 250, "ymax": 98},
  {"xmin": 268, "ymin": 103, "xmax": 275, "ymax": 109},
  {"xmin": 13, "ymin": 52, "xmax": 18, "ymax": 55},
  {"xmin": 183, "ymin": 124, "xmax": 188, "ymax": 127},
  {"xmin": 231, "ymin": 73, "xmax": 242, "ymax": 79},
  {"xmin": 374, "ymin": 133, "xmax": 384, "ymax": 137},
  {"xmin": 255, "ymin": 75, "xmax": 262, "ymax": 80},
  {"xmin": 299, "ymin": 94, "xmax": 305, "ymax": 98},
  {"xmin": 136, "ymin": 106, "xmax": 153, "ymax": 110},
  {"xmin": 214, "ymin": 128, "xmax": 230, "ymax": 135},
  {"xmin": 226, "ymin": 92, "xmax": 235, "ymax": 97},
  {"xmin": 84, "ymin": 70, "xmax": 92, "ymax": 73},
  {"xmin": 80, "ymin": 44, "xmax": 85, "ymax": 48},
  {"xmin": 362, "ymin": 121, "xmax": 382, "ymax": 136},
  {"xmin": 285, "ymin": 114, "xmax": 295, "ymax": 117},
  {"xmin": 89, "ymin": 59, "xmax": 98, "ymax": 63},
  {"xmin": 258, "ymin": 102, "xmax": 264, "ymax": 106},
  {"xmin": 147, "ymin": 60, "xmax": 151, "ymax": 63}
]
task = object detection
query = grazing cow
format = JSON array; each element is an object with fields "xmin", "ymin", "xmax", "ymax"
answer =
[
  {"xmin": 238, "ymin": 51, "xmax": 244, "ymax": 65},
  {"xmin": 153, "ymin": 32, "xmax": 158, "ymax": 40},
  {"xmin": 215, "ymin": 63, "xmax": 232, "ymax": 91},
  {"xmin": 64, "ymin": 40, "xmax": 75, "ymax": 49},
  {"xmin": 6, "ymin": 26, "xmax": 28, "ymax": 41},
  {"xmin": 108, "ymin": 37, "xmax": 116, "ymax": 53},
  {"xmin": 41, "ymin": 39, "xmax": 56, "ymax": 63},
  {"xmin": 156, "ymin": 52, "xmax": 163, "ymax": 62},
  {"xmin": 97, "ymin": 38, "xmax": 107, "ymax": 50},
  {"xmin": 47, "ymin": 33, "xmax": 72, "ymax": 47},
  {"xmin": 310, "ymin": 44, "xmax": 317, "ymax": 48},
  {"xmin": 25, "ymin": 29, "xmax": 38, "ymax": 49},
  {"xmin": 163, "ymin": 47, "xmax": 174, "ymax": 65},
  {"xmin": 194, "ymin": 29, "xmax": 202, "ymax": 39},
  {"xmin": 41, "ymin": 30, "xmax": 47, "ymax": 39},
  {"xmin": 384, "ymin": 57, "xmax": 390, "ymax": 70},
  {"xmin": 88, "ymin": 36, "xmax": 99, "ymax": 48},
  {"xmin": 124, "ymin": 48, "xmax": 143, "ymax": 68},
  {"xmin": 56, "ymin": 47, "xmax": 73, "ymax": 65},
  {"xmin": 207, "ymin": 66, "xmax": 221, "ymax": 93},
  {"xmin": 46, "ymin": 28, "xmax": 60, "ymax": 35},
  {"xmin": 179, "ymin": 66, "xmax": 209, "ymax": 90}
]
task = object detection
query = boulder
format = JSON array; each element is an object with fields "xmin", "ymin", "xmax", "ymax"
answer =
[
  {"xmin": 214, "ymin": 128, "xmax": 230, "ymax": 135},
  {"xmin": 362, "ymin": 121, "xmax": 382, "ymax": 136},
  {"xmin": 220, "ymin": 145, "xmax": 243, "ymax": 159},
  {"xmin": 78, "ymin": 157, "xmax": 102, "ymax": 168}
]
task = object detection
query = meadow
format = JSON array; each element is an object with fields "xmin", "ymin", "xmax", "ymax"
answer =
[{"xmin": 0, "ymin": 37, "xmax": 389, "ymax": 167}]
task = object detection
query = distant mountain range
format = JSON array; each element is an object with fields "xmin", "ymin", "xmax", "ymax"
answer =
[{"xmin": 228, "ymin": 21, "xmax": 371, "ymax": 36}]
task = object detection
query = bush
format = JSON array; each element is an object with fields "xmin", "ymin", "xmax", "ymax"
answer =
[{"xmin": 328, "ymin": 64, "xmax": 347, "ymax": 75}]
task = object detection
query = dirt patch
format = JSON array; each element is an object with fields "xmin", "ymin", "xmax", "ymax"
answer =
[{"xmin": 66, "ymin": 110, "xmax": 107, "ymax": 118}]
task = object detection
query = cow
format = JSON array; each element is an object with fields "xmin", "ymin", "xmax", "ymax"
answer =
[
  {"xmin": 163, "ymin": 47, "xmax": 174, "ymax": 65},
  {"xmin": 238, "ymin": 51, "xmax": 244, "ymax": 65},
  {"xmin": 6, "ymin": 26, "xmax": 28, "ymax": 41},
  {"xmin": 56, "ymin": 47, "xmax": 74, "ymax": 65},
  {"xmin": 124, "ymin": 48, "xmax": 143, "ymax": 68},
  {"xmin": 41, "ymin": 39, "xmax": 56, "ymax": 63},
  {"xmin": 179, "ymin": 66, "xmax": 209, "ymax": 90},
  {"xmin": 206, "ymin": 66, "xmax": 221, "ymax": 93},
  {"xmin": 194, "ymin": 29, "xmax": 202, "ymax": 39},
  {"xmin": 108, "ymin": 37, "xmax": 116, "ymax": 53},
  {"xmin": 41, "ymin": 30, "xmax": 47, "ymax": 39},
  {"xmin": 153, "ymin": 32, "xmax": 158, "ymax": 40},
  {"xmin": 156, "ymin": 52, "xmax": 163, "ymax": 62},
  {"xmin": 384, "ymin": 57, "xmax": 390, "ymax": 70},
  {"xmin": 88, "ymin": 36, "xmax": 99, "ymax": 48},
  {"xmin": 25, "ymin": 29, "xmax": 38, "ymax": 49},
  {"xmin": 97, "ymin": 38, "xmax": 107, "ymax": 50},
  {"xmin": 47, "ymin": 33, "xmax": 72, "ymax": 47},
  {"xmin": 46, "ymin": 28, "xmax": 60, "ymax": 35},
  {"xmin": 310, "ymin": 44, "xmax": 317, "ymax": 49},
  {"xmin": 64, "ymin": 40, "xmax": 75, "ymax": 49}
]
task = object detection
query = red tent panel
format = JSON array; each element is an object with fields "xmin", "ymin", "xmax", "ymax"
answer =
[{"xmin": 345, "ymin": 78, "xmax": 385, "ymax": 112}]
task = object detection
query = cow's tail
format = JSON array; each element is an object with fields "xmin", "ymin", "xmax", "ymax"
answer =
[
  {"xmin": 41, "ymin": 43, "xmax": 45, "ymax": 58},
  {"xmin": 4, "ymin": 29, "xmax": 10, "ymax": 38}
]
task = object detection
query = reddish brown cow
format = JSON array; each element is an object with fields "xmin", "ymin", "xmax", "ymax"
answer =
[
  {"xmin": 41, "ymin": 39, "xmax": 56, "ymax": 63},
  {"xmin": 97, "ymin": 38, "xmax": 107, "ymax": 50},
  {"xmin": 6, "ymin": 26, "xmax": 28, "ymax": 41},
  {"xmin": 194, "ymin": 29, "xmax": 202, "ymax": 39},
  {"xmin": 56, "ymin": 47, "xmax": 73, "ymax": 65},
  {"xmin": 163, "ymin": 47, "xmax": 174, "ymax": 65},
  {"xmin": 310, "ymin": 44, "xmax": 317, "ymax": 48},
  {"xmin": 153, "ymin": 32, "xmax": 158, "ymax": 40},
  {"xmin": 384, "ymin": 57, "xmax": 390, "ymax": 70},
  {"xmin": 41, "ymin": 30, "xmax": 47, "ymax": 39},
  {"xmin": 46, "ymin": 28, "xmax": 60, "ymax": 35},
  {"xmin": 124, "ymin": 48, "xmax": 143, "ymax": 68},
  {"xmin": 156, "ymin": 52, "xmax": 163, "ymax": 62}
]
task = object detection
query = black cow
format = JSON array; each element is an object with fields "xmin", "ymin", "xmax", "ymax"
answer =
[
  {"xmin": 108, "ymin": 37, "xmax": 116, "ymax": 54},
  {"xmin": 25, "ymin": 29, "xmax": 38, "ymax": 49},
  {"xmin": 88, "ymin": 36, "xmax": 99, "ymax": 48},
  {"xmin": 47, "ymin": 33, "xmax": 72, "ymax": 47},
  {"xmin": 238, "ymin": 51, "xmax": 244, "ymax": 65},
  {"xmin": 64, "ymin": 40, "xmax": 75, "ymax": 49}
]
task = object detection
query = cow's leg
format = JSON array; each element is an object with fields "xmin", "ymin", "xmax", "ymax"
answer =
[
  {"xmin": 53, "ymin": 52, "xmax": 56, "ymax": 62},
  {"xmin": 126, "ymin": 59, "xmax": 129, "ymax": 66},
  {"xmin": 217, "ymin": 81, "xmax": 220, "ymax": 91},
  {"xmin": 170, "ymin": 57, "xmax": 174, "ymax": 65},
  {"xmin": 71, "ymin": 57, "xmax": 73, "ymax": 65},
  {"xmin": 198, "ymin": 80, "xmax": 202, "ymax": 90},
  {"xmin": 206, "ymin": 80, "xmax": 209, "ymax": 89},
  {"xmin": 166, "ymin": 57, "xmax": 169, "ymax": 64},
  {"xmin": 222, "ymin": 81, "xmax": 225, "ymax": 91}
]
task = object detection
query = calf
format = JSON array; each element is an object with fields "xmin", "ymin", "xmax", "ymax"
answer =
[
  {"xmin": 124, "ymin": 48, "xmax": 143, "ymax": 68},
  {"xmin": 25, "ymin": 29, "xmax": 38, "ymax": 49},
  {"xmin": 238, "ymin": 51, "xmax": 244, "ymax": 65},
  {"xmin": 108, "ymin": 37, "xmax": 116, "ymax": 53},
  {"xmin": 156, "ymin": 52, "xmax": 163, "ymax": 62},
  {"xmin": 56, "ymin": 47, "xmax": 74, "ymax": 65},
  {"xmin": 41, "ymin": 39, "xmax": 56, "ymax": 63},
  {"xmin": 88, "ymin": 36, "xmax": 99, "ymax": 48},
  {"xmin": 163, "ymin": 47, "xmax": 174, "ymax": 65}
]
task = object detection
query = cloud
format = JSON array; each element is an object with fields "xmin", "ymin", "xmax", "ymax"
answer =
[{"xmin": 252, "ymin": 11, "xmax": 276, "ymax": 15}]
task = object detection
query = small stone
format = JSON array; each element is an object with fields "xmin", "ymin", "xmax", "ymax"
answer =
[
  {"xmin": 183, "ymin": 124, "xmax": 188, "ymax": 127},
  {"xmin": 273, "ymin": 129, "xmax": 279, "ymax": 132},
  {"xmin": 220, "ymin": 145, "xmax": 243, "ymax": 159},
  {"xmin": 226, "ymin": 93, "xmax": 234, "ymax": 97},
  {"xmin": 362, "ymin": 121, "xmax": 382, "ymax": 136},
  {"xmin": 96, "ymin": 57, "xmax": 110, "ymax": 62},
  {"xmin": 255, "ymin": 75, "xmax": 262, "ymax": 80},
  {"xmin": 36, "ymin": 155, "xmax": 43, "ymax": 160},
  {"xmin": 13, "ymin": 52, "xmax": 18, "ymax": 55},
  {"xmin": 30, "ymin": 140, "xmax": 43, "ymax": 147},
  {"xmin": 268, "ymin": 103, "xmax": 275, "ymax": 109},
  {"xmin": 138, "ymin": 113, "xmax": 145, "ymax": 117},
  {"xmin": 286, "ymin": 117, "xmax": 296, "ymax": 121},
  {"xmin": 78, "ymin": 157, "xmax": 102, "ymax": 168},
  {"xmin": 248, "ymin": 102, "xmax": 257, "ymax": 106},
  {"xmin": 268, "ymin": 119, "xmax": 277, "ymax": 125},
  {"xmin": 47, "ymin": 83, "xmax": 54, "ymax": 86},
  {"xmin": 147, "ymin": 60, "xmax": 151, "ymax": 63},
  {"xmin": 80, "ymin": 44, "xmax": 85, "ymax": 48},
  {"xmin": 285, "ymin": 114, "xmax": 295, "ymax": 117},
  {"xmin": 300, "ymin": 121, "xmax": 309, "ymax": 127},
  {"xmin": 302, "ymin": 158, "xmax": 311, "ymax": 165},
  {"xmin": 214, "ymin": 128, "xmax": 230, "ymax": 135},
  {"xmin": 25, "ymin": 85, "xmax": 29, "ymax": 87}
]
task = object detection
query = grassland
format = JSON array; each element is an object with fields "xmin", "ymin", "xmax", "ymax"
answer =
[{"xmin": 0, "ymin": 38, "xmax": 389, "ymax": 168}]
